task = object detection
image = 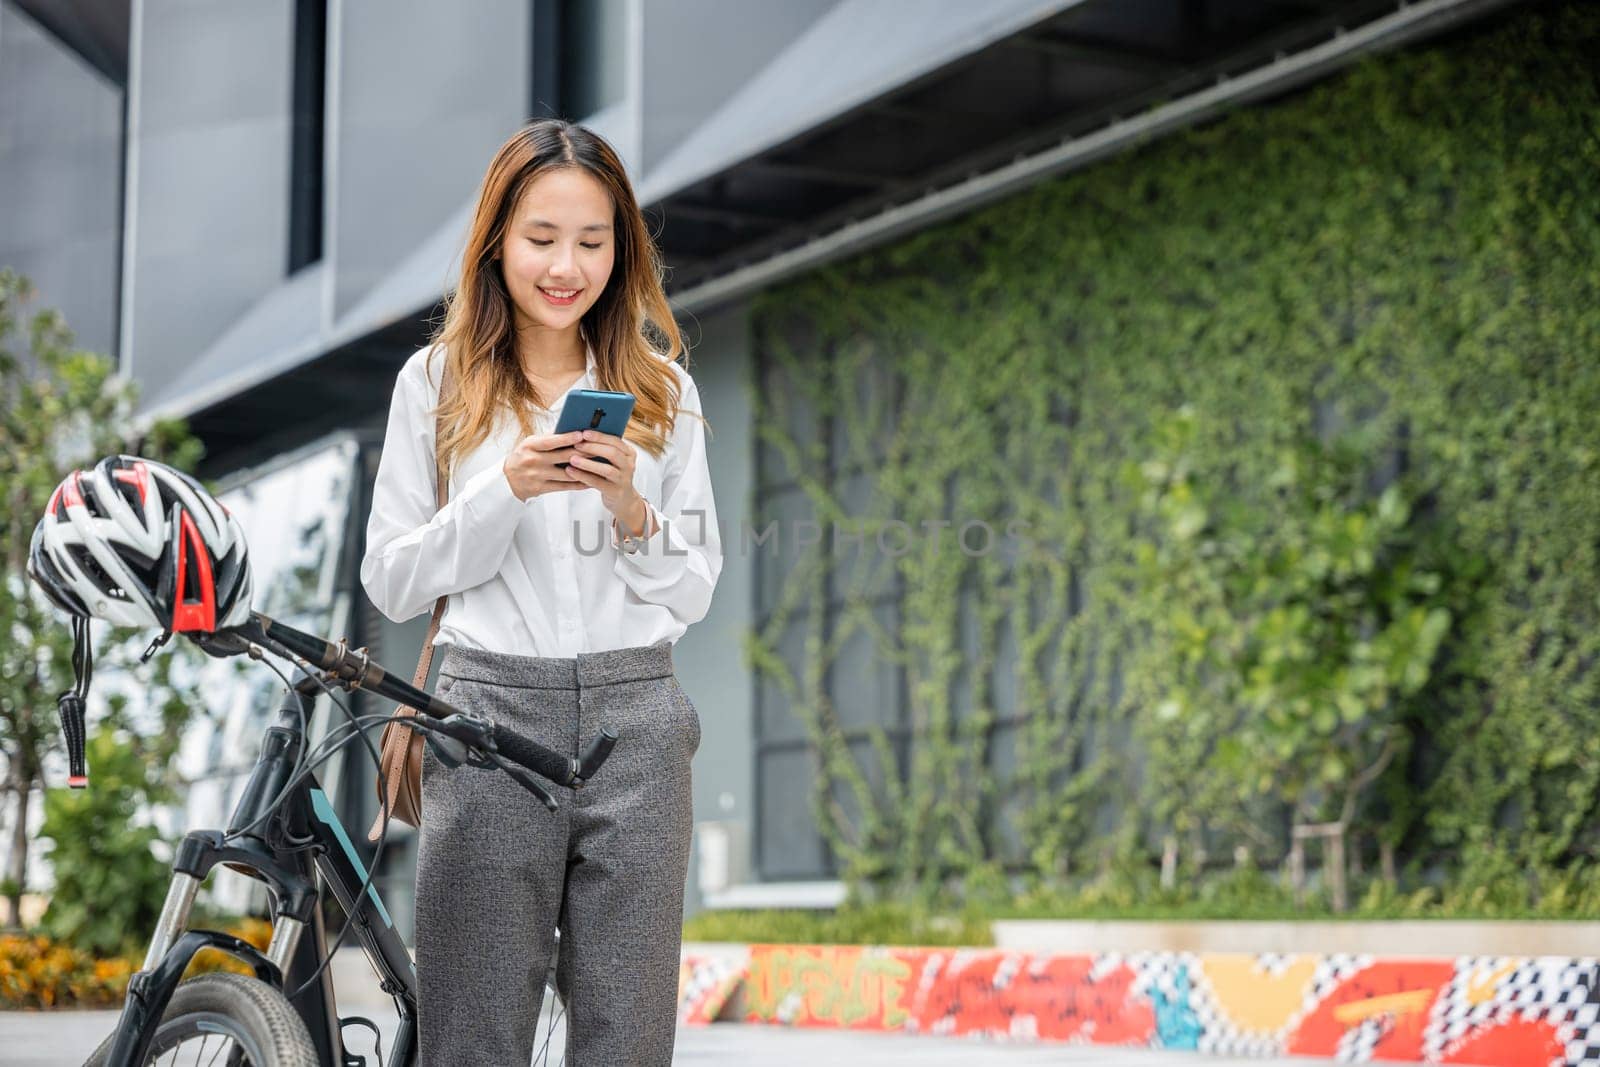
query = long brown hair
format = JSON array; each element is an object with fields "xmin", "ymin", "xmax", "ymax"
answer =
[{"xmin": 431, "ymin": 120, "xmax": 695, "ymax": 476}]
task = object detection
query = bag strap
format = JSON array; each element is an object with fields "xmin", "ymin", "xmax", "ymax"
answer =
[{"xmin": 411, "ymin": 364, "xmax": 452, "ymax": 690}]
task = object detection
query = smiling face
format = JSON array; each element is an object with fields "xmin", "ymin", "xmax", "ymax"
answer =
[{"xmin": 498, "ymin": 166, "xmax": 617, "ymax": 342}]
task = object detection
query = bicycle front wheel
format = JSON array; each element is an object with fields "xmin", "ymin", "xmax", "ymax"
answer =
[{"xmin": 85, "ymin": 972, "xmax": 317, "ymax": 1067}]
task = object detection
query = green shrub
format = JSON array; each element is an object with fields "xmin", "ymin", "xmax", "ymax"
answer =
[
  {"xmin": 684, "ymin": 902, "xmax": 992, "ymax": 947},
  {"xmin": 37, "ymin": 729, "xmax": 174, "ymax": 958}
]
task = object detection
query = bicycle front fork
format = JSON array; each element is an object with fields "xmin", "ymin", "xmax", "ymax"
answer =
[
  {"xmin": 142, "ymin": 873, "xmax": 200, "ymax": 970},
  {"xmin": 143, "ymin": 870, "xmax": 307, "ymax": 972},
  {"xmin": 108, "ymin": 866, "xmax": 286, "ymax": 1067}
]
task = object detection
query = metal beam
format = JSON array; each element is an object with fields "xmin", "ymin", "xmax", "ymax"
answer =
[
  {"xmin": 1261, "ymin": 0, "xmax": 1356, "ymax": 11},
  {"xmin": 867, "ymin": 99, "xmax": 1005, "ymax": 129},
  {"xmin": 664, "ymin": 200, "xmax": 799, "ymax": 230},
  {"xmin": 670, "ymin": 0, "xmax": 1521, "ymax": 315},
  {"xmin": 743, "ymin": 159, "xmax": 905, "ymax": 192},
  {"xmin": 864, "ymin": 100, "xmax": 952, "ymax": 126},
  {"xmin": 1003, "ymin": 32, "xmax": 1186, "ymax": 74}
]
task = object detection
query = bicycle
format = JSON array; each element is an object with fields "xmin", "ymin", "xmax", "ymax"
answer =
[{"xmin": 82, "ymin": 610, "xmax": 618, "ymax": 1067}]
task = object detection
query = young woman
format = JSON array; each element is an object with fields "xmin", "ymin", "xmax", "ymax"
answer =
[{"xmin": 360, "ymin": 120, "xmax": 722, "ymax": 1065}]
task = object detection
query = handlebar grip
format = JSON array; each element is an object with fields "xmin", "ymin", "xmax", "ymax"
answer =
[
  {"xmin": 578, "ymin": 728, "xmax": 618, "ymax": 782},
  {"xmin": 58, "ymin": 693, "xmax": 88, "ymax": 788},
  {"xmin": 490, "ymin": 725, "xmax": 578, "ymax": 788}
]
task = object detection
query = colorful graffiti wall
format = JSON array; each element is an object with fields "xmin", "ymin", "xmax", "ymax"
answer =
[{"xmin": 679, "ymin": 947, "xmax": 1600, "ymax": 1066}]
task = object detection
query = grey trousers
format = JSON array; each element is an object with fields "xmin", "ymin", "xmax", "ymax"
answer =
[{"xmin": 414, "ymin": 642, "xmax": 698, "ymax": 1066}]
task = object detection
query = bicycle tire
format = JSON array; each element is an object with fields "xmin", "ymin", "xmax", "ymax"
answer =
[{"xmin": 84, "ymin": 972, "xmax": 318, "ymax": 1067}]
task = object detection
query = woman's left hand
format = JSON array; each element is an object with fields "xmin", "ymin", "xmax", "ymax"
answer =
[{"xmin": 567, "ymin": 430, "xmax": 655, "ymax": 537}]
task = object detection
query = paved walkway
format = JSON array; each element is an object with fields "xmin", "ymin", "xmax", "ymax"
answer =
[{"xmin": 1, "ymin": 1008, "xmax": 1354, "ymax": 1066}]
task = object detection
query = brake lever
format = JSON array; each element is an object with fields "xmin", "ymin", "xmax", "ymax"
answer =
[
  {"xmin": 483, "ymin": 750, "xmax": 560, "ymax": 813},
  {"xmin": 427, "ymin": 731, "xmax": 472, "ymax": 769},
  {"xmin": 428, "ymin": 712, "xmax": 493, "ymax": 769}
]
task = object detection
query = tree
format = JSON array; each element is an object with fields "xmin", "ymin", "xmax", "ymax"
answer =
[{"xmin": 0, "ymin": 269, "xmax": 202, "ymax": 927}]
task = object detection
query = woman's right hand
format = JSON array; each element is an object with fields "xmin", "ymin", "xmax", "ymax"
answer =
[{"xmin": 503, "ymin": 431, "xmax": 585, "ymax": 501}]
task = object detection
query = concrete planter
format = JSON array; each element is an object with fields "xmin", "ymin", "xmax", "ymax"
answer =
[{"xmin": 989, "ymin": 919, "xmax": 1600, "ymax": 958}]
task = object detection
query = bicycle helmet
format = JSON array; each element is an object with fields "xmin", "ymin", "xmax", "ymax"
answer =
[
  {"xmin": 28, "ymin": 455, "xmax": 254, "ymax": 634},
  {"xmin": 27, "ymin": 456, "xmax": 253, "ymax": 790}
]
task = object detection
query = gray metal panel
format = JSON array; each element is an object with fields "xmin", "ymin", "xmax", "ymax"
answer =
[
  {"xmin": 122, "ymin": 0, "xmax": 294, "ymax": 389},
  {"xmin": 0, "ymin": 1, "xmax": 122, "ymax": 360},
  {"xmin": 329, "ymin": 98, "xmax": 640, "ymax": 344},
  {"xmin": 327, "ymin": 0, "xmax": 529, "ymax": 320},
  {"xmin": 139, "ymin": 262, "xmax": 324, "ymax": 415},
  {"xmin": 637, "ymin": 0, "xmax": 1082, "ymax": 203},
  {"xmin": 674, "ymin": 300, "xmax": 756, "ymax": 906},
  {"xmin": 640, "ymin": 0, "xmax": 838, "ymax": 173}
]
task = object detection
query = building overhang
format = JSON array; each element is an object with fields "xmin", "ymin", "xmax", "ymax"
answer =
[
  {"xmin": 166, "ymin": 0, "xmax": 1523, "ymax": 478},
  {"xmin": 12, "ymin": 0, "xmax": 129, "ymax": 85},
  {"xmin": 653, "ymin": 0, "xmax": 1522, "ymax": 311}
]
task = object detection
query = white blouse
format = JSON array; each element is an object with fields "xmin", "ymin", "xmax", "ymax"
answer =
[{"xmin": 359, "ymin": 344, "xmax": 723, "ymax": 657}]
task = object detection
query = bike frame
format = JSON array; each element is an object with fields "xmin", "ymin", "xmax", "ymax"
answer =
[{"xmin": 104, "ymin": 669, "xmax": 419, "ymax": 1067}]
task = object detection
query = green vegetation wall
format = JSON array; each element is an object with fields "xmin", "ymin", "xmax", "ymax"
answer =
[{"xmin": 746, "ymin": 2, "xmax": 1600, "ymax": 907}]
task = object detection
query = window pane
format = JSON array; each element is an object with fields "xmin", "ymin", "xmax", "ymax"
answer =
[
  {"xmin": 757, "ymin": 747, "xmax": 827, "ymax": 879},
  {"xmin": 828, "ymin": 599, "xmax": 899, "ymax": 734},
  {"xmin": 558, "ymin": 0, "xmax": 626, "ymax": 118},
  {"xmin": 756, "ymin": 619, "xmax": 810, "ymax": 746}
]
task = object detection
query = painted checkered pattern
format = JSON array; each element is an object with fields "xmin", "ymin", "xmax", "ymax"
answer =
[
  {"xmin": 1422, "ymin": 956, "xmax": 1600, "ymax": 1065},
  {"xmin": 1092, "ymin": 950, "xmax": 1146, "ymax": 983},
  {"xmin": 1563, "ymin": 966, "xmax": 1600, "ymax": 1067},
  {"xmin": 1305, "ymin": 954, "xmax": 1374, "ymax": 1009},
  {"xmin": 1178, "ymin": 953, "xmax": 1370, "ymax": 1059},
  {"xmin": 1336, "ymin": 1014, "xmax": 1393, "ymax": 1062}
]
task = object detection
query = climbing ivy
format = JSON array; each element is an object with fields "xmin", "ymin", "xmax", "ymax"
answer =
[
  {"xmin": 1128, "ymin": 408, "xmax": 1483, "ymax": 904},
  {"xmin": 746, "ymin": 2, "xmax": 1600, "ymax": 909}
]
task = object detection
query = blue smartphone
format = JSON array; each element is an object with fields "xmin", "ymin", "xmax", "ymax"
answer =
[{"xmin": 553, "ymin": 388, "xmax": 636, "ymax": 467}]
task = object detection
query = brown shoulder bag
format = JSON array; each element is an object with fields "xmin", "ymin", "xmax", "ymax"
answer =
[{"xmin": 366, "ymin": 369, "xmax": 452, "ymax": 843}]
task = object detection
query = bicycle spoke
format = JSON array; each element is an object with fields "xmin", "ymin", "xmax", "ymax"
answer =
[
  {"xmin": 146, "ymin": 1028, "xmax": 249, "ymax": 1067},
  {"xmin": 204, "ymin": 1035, "xmax": 232, "ymax": 1067},
  {"xmin": 533, "ymin": 993, "xmax": 567, "ymax": 1067}
]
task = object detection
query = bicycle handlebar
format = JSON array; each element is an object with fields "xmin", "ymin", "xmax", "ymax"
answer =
[
  {"xmin": 424, "ymin": 711, "xmax": 618, "ymax": 789},
  {"xmin": 488, "ymin": 724, "xmax": 569, "ymax": 782},
  {"xmin": 217, "ymin": 613, "xmax": 618, "ymax": 796}
]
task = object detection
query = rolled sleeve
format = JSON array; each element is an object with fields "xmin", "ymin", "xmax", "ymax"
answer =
[{"xmin": 612, "ymin": 375, "xmax": 723, "ymax": 627}]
